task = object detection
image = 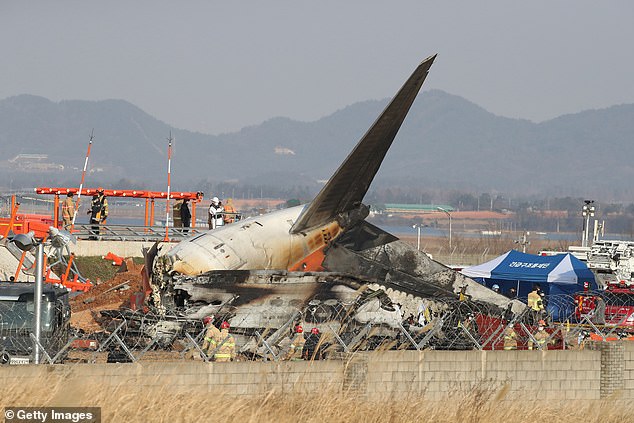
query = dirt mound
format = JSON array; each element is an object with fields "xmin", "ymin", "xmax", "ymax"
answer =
[{"xmin": 70, "ymin": 258, "xmax": 145, "ymax": 331}]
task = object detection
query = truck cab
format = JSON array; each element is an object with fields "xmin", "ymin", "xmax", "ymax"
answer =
[
  {"xmin": 575, "ymin": 281, "xmax": 634, "ymax": 327},
  {"xmin": 0, "ymin": 282, "xmax": 71, "ymax": 364}
]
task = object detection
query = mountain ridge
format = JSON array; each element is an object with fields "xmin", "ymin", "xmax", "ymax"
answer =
[{"xmin": 0, "ymin": 91, "xmax": 632, "ymax": 201}]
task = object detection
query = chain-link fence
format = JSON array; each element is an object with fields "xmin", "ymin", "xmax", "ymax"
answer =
[{"xmin": 2, "ymin": 290, "xmax": 633, "ymax": 365}]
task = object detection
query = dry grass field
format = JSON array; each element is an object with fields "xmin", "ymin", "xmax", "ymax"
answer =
[
  {"xmin": 1, "ymin": 377, "xmax": 633, "ymax": 422},
  {"xmin": 400, "ymin": 234, "xmax": 573, "ymax": 266}
]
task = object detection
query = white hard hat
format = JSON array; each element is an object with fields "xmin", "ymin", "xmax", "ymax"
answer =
[
  {"xmin": 492, "ymin": 284, "xmax": 500, "ymax": 291},
  {"xmin": 212, "ymin": 196, "xmax": 219, "ymax": 204}
]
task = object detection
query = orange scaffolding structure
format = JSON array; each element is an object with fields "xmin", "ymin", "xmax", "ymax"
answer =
[{"xmin": 34, "ymin": 187, "xmax": 204, "ymax": 229}]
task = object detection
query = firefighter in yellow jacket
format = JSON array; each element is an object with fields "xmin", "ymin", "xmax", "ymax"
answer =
[
  {"xmin": 213, "ymin": 321, "xmax": 236, "ymax": 362},
  {"xmin": 503, "ymin": 324, "xmax": 518, "ymax": 350},
  {"xmin": 528, "ymin": 320, "xmax": 551, "ymax": 350},
  {"xmin": 527, "ymin": 285, "xmax": 544, "ymax": 324},
  {"xmin": 223, "ymin": 198, "xmax": 237, "ymax": 225},
  {"xmin": 201, "ymin": 316, "xmax": 221, "ymax": 357},
  {"xmin": 285, "ymin": 325, "xmax": 306, "ymax": 360},
  {"xmin": 61, "ymin": 192, "xmax": 76, "ymax": 230},
  {"xmin": 87, "ymin": 188, "xmax": 108, "ymax": 240},
  {"xmin": 172, "ymin": 199, "xmax": 183, "ymax": 228}
]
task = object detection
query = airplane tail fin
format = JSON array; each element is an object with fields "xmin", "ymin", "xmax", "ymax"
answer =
[{"xmin": 290, "ymin": 54, "xmax": 437, "ymax": 234}]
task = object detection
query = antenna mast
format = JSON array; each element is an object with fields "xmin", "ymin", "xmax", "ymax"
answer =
[
  {"xmin": 164, "ymin": 133, "xmax": 173, "ymax": 241},
  {"xmin": 70, "ymin": 129, "xmax": 94, "ymax": 231}
]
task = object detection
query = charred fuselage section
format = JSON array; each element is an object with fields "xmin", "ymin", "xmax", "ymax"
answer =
[
  {"xmin": 147, "ymin": 224, "xmax": 524, "ymax": 355},
  {"xmin": 142, "ymin": 56, "xmax": 525, "ymax": 355}
]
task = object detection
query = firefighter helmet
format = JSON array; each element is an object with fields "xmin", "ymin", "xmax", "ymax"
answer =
[
  {"xmin": 295, "ymin": 325, "xmax": 303, "ymax": 333},
  {"xmin": 310, "ymin": 327, "xmax": 320, "ymax": 335},
  {"xmin": 203, "ymin": 316, "xmax": 213, "ymax": 325},
  {"xmin": 220, "ymin": 321, "xmax": 230, "ymax": 329}
]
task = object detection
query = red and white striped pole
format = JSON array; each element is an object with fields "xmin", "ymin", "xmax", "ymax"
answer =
[
  {"xmin": 70, "ymin": 130, "xmax": 94, "ymax": 232},
  {"xmin": 164, "ymin": 134, "xmax": 173, "ymax": 241}
]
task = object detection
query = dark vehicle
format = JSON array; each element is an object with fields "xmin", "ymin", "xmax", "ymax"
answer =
[{"xmin": 0, "ymin": 282, "xmax": 71, "ymax": 364}]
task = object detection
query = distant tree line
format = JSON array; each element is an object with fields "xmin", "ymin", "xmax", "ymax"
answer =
[{"xmin": 2, "ymin": 173, "xmax": 633, "ymax": 236}]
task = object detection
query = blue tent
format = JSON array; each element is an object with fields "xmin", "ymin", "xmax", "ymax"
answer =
[{"xmin": 460, "ymin": 250, "xmax": 597, "ymax": 320}]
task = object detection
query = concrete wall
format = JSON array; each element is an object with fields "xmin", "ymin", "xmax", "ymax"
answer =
[
  {"xmin": 5, "ymin": 344, "xmax": 634, "ymax": 399},
  {"xmin": 358, "ymin": 349, "xmax": 601, "ymax": 400}
]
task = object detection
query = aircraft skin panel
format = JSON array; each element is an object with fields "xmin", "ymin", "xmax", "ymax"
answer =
[
  {"xmin": 166, "ymin": 205, "xmax": 343, "ymax": 275},
  {"xmin": 169, "ymin": 206, "xmax": 300, "ymax": 274},
  {"xmin": 290, "ymin": 54, "xmax": 437, "ymax": 235}
]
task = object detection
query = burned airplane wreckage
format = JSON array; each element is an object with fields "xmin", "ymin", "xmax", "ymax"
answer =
[{"xmin": 144, "ymin": 55, "xmax": 524, "ymax": 355}]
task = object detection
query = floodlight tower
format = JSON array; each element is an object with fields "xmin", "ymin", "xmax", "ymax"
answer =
[{"xmin": 582, "ymin": 200, "xmax": 595, "ymax": 247}]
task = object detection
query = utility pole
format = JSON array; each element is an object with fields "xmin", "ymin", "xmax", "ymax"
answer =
[
  {"xmin": 515, "ymin": 231, "xmax": 530, "ymax": 253},
  {"xmin": 437, "ymin": 207, "xmax": 452, "ymax": 251},
  {"xmin": 71, "ymin": 130, "xmax": 94, "ymax": 231},
  {"xmin": 412, "ymin": 224, "xmax": 421, "ymax": 251}
]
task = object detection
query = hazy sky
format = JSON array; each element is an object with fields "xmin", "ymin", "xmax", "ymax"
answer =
[{"xmin": 2, "ymin": 1, "xmax": 633, "ymax": 134}]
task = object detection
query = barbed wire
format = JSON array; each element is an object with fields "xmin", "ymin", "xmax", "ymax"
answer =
[{"xmin": 1, "ymin": 291, "xmax": 633, "ymax": 365}]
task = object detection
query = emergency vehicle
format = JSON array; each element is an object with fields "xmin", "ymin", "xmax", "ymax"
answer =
[
  {"xmin": 575, "ymin": 281, "xmax": 634, "ymax": 328},
  {"xmin": 0, "ymin": 282, "xmax": 71, "ymax": 364}
]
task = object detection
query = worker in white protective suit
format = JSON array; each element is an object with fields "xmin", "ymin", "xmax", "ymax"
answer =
[{"xmin": 208, "ymin": 197, "xmax": 225, "ymax": 229}]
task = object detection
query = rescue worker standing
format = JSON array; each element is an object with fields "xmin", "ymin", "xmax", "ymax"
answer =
[
  {"xmin": 503, "ymin": 323, "xmax": 518, "ymax": 350},
  {"xmin": 302, "ymin": 327, "xmax": 322, "ymax": 360},
  {"xmin": 61, "ymin": 192, "xmax": 76, "ymax": 230},
  {"xmin": 456, "ymin": 313, "xmax": 479, "ymax": 349},
  {"xmin": 285, "ymin": 325, "xmax": 306, "ymax": 360},
  {"xmin": 208, "ymin": 197, "xmax": 224, "ymax": 229},
  {"xmin": 87, "ymin": 188, "xmax": 108, "ymax": 240},
  {"xmin": 213, "ymin": 321, "xmax": 236, "ymax": 362},
  {"xmin": 201, "ymin": 315, "xmax": 221, "ymax": 357},
  {"xmin": 181, "ymin": 198, "xmax": 191, "ymax": 233},
  {"xmin": 223, "ymin": 198, "xmax": 236, "ymax": 225},
  {"xmin": 528, "ymin": 320, "xmax": 550, "ymax": 350},
  {"xmin": 592, "ymin": 296, "xmax": 606, "ymax": 325},
  {"xmin": 527, "ymin": 285, "xmax": 545, "ymax": 325},
  {"xmin": 172, "ymin": 199, "xmax": 183, "ymax": 228}
]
